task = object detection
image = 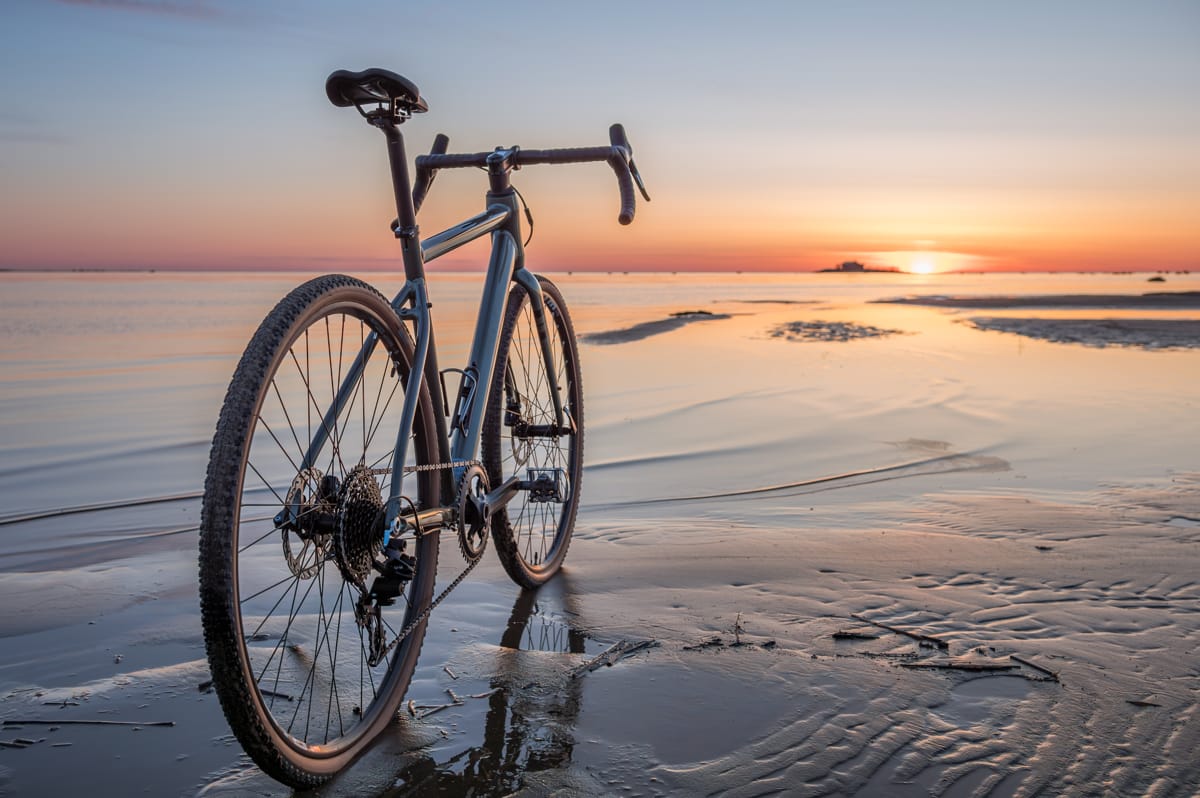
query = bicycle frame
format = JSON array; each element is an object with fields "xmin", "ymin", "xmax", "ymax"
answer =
[{"xmin": 291, "ymin": 122, "xmax": 567, "ymax": 544}]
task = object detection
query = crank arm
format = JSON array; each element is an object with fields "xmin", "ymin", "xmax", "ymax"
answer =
[
  {"xmin": 390, "ymin": 476, "xmax": 520, "ymax": 537},
  {"xmin": 389, "ymin": 473, "xmax": 537, "ymax": 540},
  {"xmin": 483, "ymin": 475, "xmax": 523, "ymax": 514},
  {"xmin": 395, "ymin": 505, "xmax": 454, "ymax": 534}
]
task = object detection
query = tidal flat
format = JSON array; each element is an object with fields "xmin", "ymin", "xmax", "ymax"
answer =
[{"xmin": 1, "ymin": 270, "xmax": 1197, "ymax": 796}]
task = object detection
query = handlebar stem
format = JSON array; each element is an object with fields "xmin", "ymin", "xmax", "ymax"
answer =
[{"xmin": 485, "ymin": 147, "xmax": 517, "ymax": 194}]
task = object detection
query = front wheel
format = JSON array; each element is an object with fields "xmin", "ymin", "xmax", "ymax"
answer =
[
  {"xmin": 199, "ymin": 275, "xmax": 441, "ymax": 788},
  {"xmin": 482, "ymin": 276, "xmax": 584, "ymax": 588}
]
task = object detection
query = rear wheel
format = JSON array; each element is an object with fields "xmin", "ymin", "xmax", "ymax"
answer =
[
  {"xmin": 199, "ymin": 275, "xmax": 440, "ymax": 787},
  {"xmin": 482, "ymin": 276, "xmax": 583, "ymax": 588}
]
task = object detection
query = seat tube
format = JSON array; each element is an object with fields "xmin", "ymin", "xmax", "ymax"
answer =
[
  {"xmin": 375, "ymin": 121, "xmax": 436, "ymax": 539},
  {"xmin": 377, "ymin": 122, "xmax": 425, "ymax": 282}
]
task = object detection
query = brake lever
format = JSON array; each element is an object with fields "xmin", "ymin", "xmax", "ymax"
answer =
[
  {"xmin": 629, "ymin": 157, "xmax": 651, "ymax": 202},
  {"xmin": 609, "ymin": 124, "xmax": 651, "ymax": 204}
]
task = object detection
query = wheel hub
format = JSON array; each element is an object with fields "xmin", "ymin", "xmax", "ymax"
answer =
[{"xmin": 280, "ymin": 468, "xmax": 336, "ymax": 579}]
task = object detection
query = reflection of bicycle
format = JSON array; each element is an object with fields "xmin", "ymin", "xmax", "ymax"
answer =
[
  {"xmin": 393, "ymin": 577, "xmax": 588, "ymax": 795},
  {"xmin": 197, "ymin": 68, "xmax": 648, "ymax": 787}
]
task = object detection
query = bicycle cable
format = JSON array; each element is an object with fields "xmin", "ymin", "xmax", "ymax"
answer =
[
  {"xmin": 471, "ymin": 163, "xmax": 534, "ymax": 246},
  {"xmin": 512, "ymin": 185, "xmax": 535, "ymax": 247}
]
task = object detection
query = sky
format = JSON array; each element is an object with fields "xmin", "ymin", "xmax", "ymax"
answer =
[{"xmin": 1, "ymin": 0, "xmax": 1197, "ymax": 273}]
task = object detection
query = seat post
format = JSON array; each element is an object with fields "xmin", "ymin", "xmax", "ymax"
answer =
[{"xmin": 372, "ymin": 116, "xmax": 425, "ymax": 281}]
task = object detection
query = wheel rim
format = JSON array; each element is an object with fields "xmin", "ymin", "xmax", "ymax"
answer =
[{"xmin": 229, "ymin": 300, "xmax": 431, "ymax": 754}]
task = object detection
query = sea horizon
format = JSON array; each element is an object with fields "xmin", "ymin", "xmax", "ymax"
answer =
[{"xmin": 1, "ymin": 266, "xmax": 1194, "ymax": 275}]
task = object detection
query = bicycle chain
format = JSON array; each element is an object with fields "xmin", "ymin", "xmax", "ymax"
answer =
[
  {"xmin": 367, "ymin": 541, "xmax": 483, "ymax": 666},
  {"xmin": 366, "ymin": 459, "xmax": 481, "ymax": 477},
  {"xmin": 363, "ymin": 457, "xmax": 487, "ymax": 667}
]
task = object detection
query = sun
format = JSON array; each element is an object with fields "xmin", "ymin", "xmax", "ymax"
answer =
[{"xmin": 908, "ymin": 259, "xmax": 935, "ymax": 275}]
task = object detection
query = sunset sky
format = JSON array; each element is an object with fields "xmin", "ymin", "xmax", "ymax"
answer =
[{"xmin": 2, "ymin": 1, "xmax": 1197, "ymax": 273}]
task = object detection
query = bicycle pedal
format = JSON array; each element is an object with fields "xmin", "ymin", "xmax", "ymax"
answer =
[{"xmin": 525, "ymin": 468, "xmax": 567, "ymax": 503}]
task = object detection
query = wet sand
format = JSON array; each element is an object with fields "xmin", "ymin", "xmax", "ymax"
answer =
[
  {"xmin": 581, "ymin": 310, "xmax": 731, "ymax": 345},
  {"xmin": 876, "ymin": 289, "xmax": 1200, "ymax": 350},
  {"xmin": 874, "ymin": 290, "xmax": 1200, "ymax": 309},
  {"xmin": 1, "ymin": 272, "xmax": 1198, "ymax": 796},
  {"xmin": 967, "ymin": 317, "xmax": 1200, "ymax": 349}
]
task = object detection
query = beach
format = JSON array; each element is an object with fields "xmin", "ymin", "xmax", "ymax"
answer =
[{"xmin": 1, "ymin": 270, "xmax": 1197, "ymax": 796}]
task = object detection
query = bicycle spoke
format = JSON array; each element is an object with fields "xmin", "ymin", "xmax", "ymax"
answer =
[
  {"xmin": 288, "ymin": 348, "xmax": 347, "ymax": 477},
  {"xmin": 247, "ymin": 565, "xmax": 307, "ymax": 642},
  {"xmin": 255, "ymin": 414, "xmax": 304, "ymax": 477},
  {"xmin": 366, "ymin": 372, "xmax": 402, "ymax": 454},
  {"xmin": 269, "ymin": 378, "xmax": 307, "ymax": 465},
  {"xmin": 255, "ymin": 564, "xmax": 321, "ymax": 692},
  {"xmin": 241, "ymin": 569, "xmax": 303, "ymax": 607}
]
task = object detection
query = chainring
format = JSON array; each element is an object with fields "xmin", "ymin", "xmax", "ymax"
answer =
[{"xmin": 456, "ymin": 464, "xmax": 490, "ymax": 561}]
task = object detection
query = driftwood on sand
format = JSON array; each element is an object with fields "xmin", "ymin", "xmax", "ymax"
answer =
[
  {"xmin": 570, "ymin": 639, "xmax": 659, "ymax": 679},
  {"xmin": 850, "ymin": 613, "xmax": 949, "ymax": 650}
]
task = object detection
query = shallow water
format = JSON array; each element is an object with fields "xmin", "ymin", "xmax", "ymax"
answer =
[
  {"xmin": 1, "ymin": 270, "xmax": 1198, "ymax": 796},
  {"xmin": 2, "ymin": 270, "xmax": 1196, "ymax": 523}
]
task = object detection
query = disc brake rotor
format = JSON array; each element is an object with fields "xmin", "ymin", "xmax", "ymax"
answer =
[{"xmin": 281, "ymin": 467, "xmax": 329, "ymax": 579}]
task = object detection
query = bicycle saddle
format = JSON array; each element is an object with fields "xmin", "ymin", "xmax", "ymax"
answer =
[{"xmin": 325, "ymin": 68, "xmax": 428, "ymax": 113}]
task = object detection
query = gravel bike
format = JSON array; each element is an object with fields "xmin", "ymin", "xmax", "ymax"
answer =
[{"xmin": 198, "ymin": 68, "xmax": 648, "ymax": 787}]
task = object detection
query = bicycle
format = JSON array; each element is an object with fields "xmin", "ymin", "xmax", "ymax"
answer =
[{"xmin": 198, "ymin": 67, "xmax": 648, "ymax": 787}]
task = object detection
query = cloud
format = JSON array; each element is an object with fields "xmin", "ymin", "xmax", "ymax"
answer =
[{"xmin": 54, "ymin": 0, "xmax": 222, "ymax": 20}]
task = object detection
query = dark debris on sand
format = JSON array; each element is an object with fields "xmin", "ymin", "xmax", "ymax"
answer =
[{"xmin": 769, "ymin": 320, "xmax": 906, "ymax": 342}]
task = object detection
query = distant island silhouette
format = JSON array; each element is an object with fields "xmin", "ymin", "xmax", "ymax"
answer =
[{"xmin": 818, "ymin": 260, "xmax": 899, "ymax": 274}]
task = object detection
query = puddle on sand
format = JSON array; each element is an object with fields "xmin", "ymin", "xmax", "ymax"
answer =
[
  {"xmin": 494, "ymin": 587, "xmax": 607, "ymax": 656},
  {"xmin": 931, "ymin": 674, "xmax": 1032, "ymax": 726},
  {"xmin": 497, "ymin": 606, "xmax": 590, "ymax": 654}
]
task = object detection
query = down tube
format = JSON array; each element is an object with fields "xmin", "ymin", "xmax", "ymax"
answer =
[{"xmin": 449, "ymin": 230, "xmax": 520, "ymax": 469}]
